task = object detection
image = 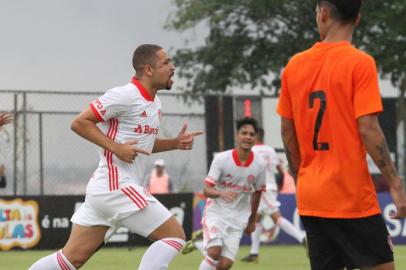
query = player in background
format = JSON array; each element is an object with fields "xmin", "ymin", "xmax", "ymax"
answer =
[
  {"xmin": 28, "ymin": 44, "xmax": 203, "ymax": 270},
  {"xmin": 196, "ymin": 117, "xmax": 266, "ymax": 270},
  {"xmin": 241, "ymin": 127, "xmax": 306, "ymax": 263},
  {"xmin": 277, "ymin": 1, "xmax": 406, "ymax": 269}
]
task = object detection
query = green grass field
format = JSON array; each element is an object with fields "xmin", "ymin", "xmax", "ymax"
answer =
[{"xmin": 2, "ymin": 245, "xmax": 406, "ymax": 270}]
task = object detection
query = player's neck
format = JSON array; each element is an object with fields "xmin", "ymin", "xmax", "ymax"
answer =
[
  {"xmin": 236, "ymin": 148, "xmax": 251, "ymax": 164},
  {"xmin": 135, "ymin": 77, "xmax": 157, "ymax": 99},
  {"xmin": 323, "ymin": 24, "xmax": 354, "ymax": 43}
]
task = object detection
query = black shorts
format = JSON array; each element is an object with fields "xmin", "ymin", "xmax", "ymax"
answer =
[{"xmin": 301, "ymin": 214, "xmax": 393, "ymax": 270}]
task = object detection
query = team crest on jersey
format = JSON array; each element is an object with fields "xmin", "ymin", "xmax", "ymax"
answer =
[
  {"xmin": 141, "ymin": 111, "xmax": 147, "ymax": 117},
  {"xmin": 247, "ymin": 174, "xmax": 255, "ymax": 183}
]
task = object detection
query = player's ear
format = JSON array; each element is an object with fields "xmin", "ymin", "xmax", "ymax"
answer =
[{"xmin": 144, "ymin": 64, "xmax": 153, "ymax": 77}]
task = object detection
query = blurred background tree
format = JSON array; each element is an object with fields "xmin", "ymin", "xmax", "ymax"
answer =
[{"xmin": 166, "ymin": 0, "xmax": 406, "ymax": 182}]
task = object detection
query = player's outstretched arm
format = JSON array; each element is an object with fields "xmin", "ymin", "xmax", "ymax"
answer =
[
  {"xmin": 152, "ymin": 122, "xmax": 203, "ymax": 153},
  {"xmin": 281, "ymin": 117, "xmax": 301, "ymax": 183},
  {"xmin": 71, "ymin": 108, "xmax": 149, "ymax": 163},
  {"xmin": 357, "ymin": 114, "xmax": 406, "ymax": 218}
]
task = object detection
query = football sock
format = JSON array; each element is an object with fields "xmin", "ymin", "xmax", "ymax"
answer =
[
  {"xmin": 199, "ymin": 256, "xmax": 218, "ymax": 270},
  {"xmin": 250, "ymin": 222, "xmax": 262, "ymax": 254},
  {"xmin": 28, "ymin": 250, "xmax": 77, "ymax": 270},
  {"xmin": 138, "ymin": 238, "xmax": 185, "ymax": 270},
  {"xmin": 278, "ymin": 217, "xmax": 305, "ymax": 243}
]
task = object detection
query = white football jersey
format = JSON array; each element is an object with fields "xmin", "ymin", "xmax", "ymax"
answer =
[
  {"xmin": 87, "ymin": 77, "xmax": 162, "ymax": 193},
  {"xmin": 203, "ymin": 149, "xmax": 266, "ymax": 229},
  {"xmin": 252, "ymin": 144, "xmax": 279, "ymax": 191}
]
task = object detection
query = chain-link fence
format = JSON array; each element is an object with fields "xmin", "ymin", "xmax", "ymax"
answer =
[{"xmin": 0, "ymin": 90, "xmax": 206, "ymax": 195}]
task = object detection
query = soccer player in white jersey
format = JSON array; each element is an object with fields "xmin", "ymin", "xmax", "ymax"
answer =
[
  {"xmin": 241, "ymin": 127, "xmax": 306, "ymax": 263},
  {"xmin": 28, "ymin": 44, "xmax": 203, "ymax": 270},
  {"xmin": 197, "ymin": 117, "xmax": 266, "ymax": 270}
]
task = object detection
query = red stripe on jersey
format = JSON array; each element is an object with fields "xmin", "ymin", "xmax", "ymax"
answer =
[
  {"xmin": 121, "ymin": 188, "xmax": 143, "ymax": 209},
  {"xmin": 89, "ymin": 103, "xmax": 104, "ymax": 122},
  {"xmin": 57, "ymin": 251, "xmax": 71, "ymax": 270},
  {"xmin": 128, "ymin": 186, "xmax": 147, "ymax": 208},
  {"xmin": 162, "ymin": 239, "xmax": 183, "ymax": 251},
  {"xmin": 105, "ymin": 119, "xmax": 119, "ymax": 191}
]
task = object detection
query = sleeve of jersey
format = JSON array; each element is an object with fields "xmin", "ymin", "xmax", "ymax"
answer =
[
  {"xmin": 255, "ymin": 167, "xmax": 267, "ymax": 192},
  {"xmin": 353, "ymin": 56, "xmax": 383, "ymax": 119},
  {"xmin": 89, "ymin": 88, "xmax": 130, "ymax": 122},
  {"xmin": 276, "ymin": 69, "xmax": 294, "ymax": 119},
  {"xmin": 204, "ymin": 156, "xmax": 222, "ymax": 187}
]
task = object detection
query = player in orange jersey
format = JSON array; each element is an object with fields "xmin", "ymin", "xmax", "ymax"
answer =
[{"xmin": 277, "ymin": 1, "xmax": 406, "ymax": 269}]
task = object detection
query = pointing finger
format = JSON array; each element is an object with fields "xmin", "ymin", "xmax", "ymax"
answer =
[
  {"xmin": 190, "ymin": 131, "xmax": 204, "ymax": 137},
  {"xmin": 132, "ymin": 147, "xmax": 150, "ymax": 156},
  {"xmin": 125, "ymin": 140, "xmax": 139, "ymax": 145},
  {"xmin": 179, "ymin": 122, "xmax": 188, "ymax": 135}
]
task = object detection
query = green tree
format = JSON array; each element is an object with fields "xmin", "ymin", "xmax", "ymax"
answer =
[{"xmin": 167, "ymin": 0, "xmax": 406, "ymax": 181}]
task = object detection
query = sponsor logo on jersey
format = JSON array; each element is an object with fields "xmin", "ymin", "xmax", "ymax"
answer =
[
  {"xmin": 94, "ymin": 99, "xmax": 107, "ymax": 116},
  {"xmin": 134, "ymin": 124, "xmax": 159, "ymax": 135},
  {"xmin": 0, "ymin": 199, "xmax": 41, "ymax": 250},
  {"xmin": 247, "ymin": 174, "xmax": 255, "ymax": 183}
]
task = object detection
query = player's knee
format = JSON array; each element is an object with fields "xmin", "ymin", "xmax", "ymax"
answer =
[
  {"xmin": 217, "ymin": 260, "xmax": 233, "ymax": 270},
  {"xmin": 207, "ymin": 250, "xmax": 221, "ymax": 261}
]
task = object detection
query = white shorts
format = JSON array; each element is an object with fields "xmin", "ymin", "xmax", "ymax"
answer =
[
  {"xmin": 257, "ymin": 189, "xmax": 280, "ymax": 215},
  {"xmin": 201, "ymin": 215, "xmax": 243, "ymax": 261},
  {"xmin": 71, "ymin": 184, "xmax": 172, "ymax": 240}
]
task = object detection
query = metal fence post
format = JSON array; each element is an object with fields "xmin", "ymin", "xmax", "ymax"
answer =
[
  {"xmin": 39, "ymin": 112, "xmax": 44, "ymax": 195},
  {"xmin": 13, "ymin": 93, "xmax": 18, "ymax": 195}
]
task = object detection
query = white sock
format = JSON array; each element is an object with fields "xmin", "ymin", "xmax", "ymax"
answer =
[
  {"xmin": 250, "ymin": 223, "xmax": 262, "ymax": 255},
  {"xmin": 138, "ymin": 238, "xmax": 185, "ymax": 270},
  {"xmin": 278, "ymin": 217, "xmax": 305, "ymax": 243},
  {"xmin": 194, "ymin": 240, "xmax": 207, "ymax": 256},
  {"xmin": 199, "ymin": 256, "xmax": 218, "ymax": 270},
  {"xmin": 28, "ymin": 250, "xmax": 77, "ymax": 270}
]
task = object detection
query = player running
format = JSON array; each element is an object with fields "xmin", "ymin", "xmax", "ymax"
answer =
[
  {"xmin": 28, "ymin": 44, "xmax": 202, "ymax": 270},
  {"xmin": 195, "ymin": 117, "xmax": 266, "ymax": 270},
  {"xmin": 241, "ymin": 127, "xmax": 306, "ymax": 263}
]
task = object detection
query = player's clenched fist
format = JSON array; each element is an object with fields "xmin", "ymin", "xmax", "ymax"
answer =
[{"xmin": 112, "ymin": 140, "xmax": 150, "ymax": 163}]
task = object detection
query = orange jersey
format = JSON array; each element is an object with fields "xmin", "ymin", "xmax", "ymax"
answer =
[{"xmin": 277, "ymin": 41, "xmax": 382, "ymax": 218}]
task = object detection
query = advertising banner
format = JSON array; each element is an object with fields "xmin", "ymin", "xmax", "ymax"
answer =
[
  {"xmin": 192, "ymin": 192, "xmax": 406, "ymax": 245},
  {"xmin": 0, "ymin": 193, "xmax": 193, "ymax": 250}
]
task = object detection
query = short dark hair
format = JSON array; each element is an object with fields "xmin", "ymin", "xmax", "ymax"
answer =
[
  {"xmin": 316, "ymin": 0, "xmax": 362, "ymax": 24},
  {"xmin": 132, "ymin": 44, "xmax": 163, "ymax": 74},
  {"xmin": 236, "ymin": 117, "xmax": 259, "ymax": 133},
  {"xmin": 256, "ymin": 127, "xmax": 264, "ymax": 141}
]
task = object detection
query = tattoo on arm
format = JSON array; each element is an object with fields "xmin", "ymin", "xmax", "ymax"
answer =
[{"xmin": 374, "ymin": 138, "xmax": 399, "ymax": 179}]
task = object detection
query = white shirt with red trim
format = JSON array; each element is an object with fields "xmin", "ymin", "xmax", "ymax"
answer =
[
  {"xmin": 203, "ymin": 149, "xmax": 266, "ymax": 229},
  {"xmin": 87, "ymin": 77, "xmax": 162, "ymax": 193},
  {"xmin": 251, "ymin": 144, "xmax": 279, "ymax": 191}
]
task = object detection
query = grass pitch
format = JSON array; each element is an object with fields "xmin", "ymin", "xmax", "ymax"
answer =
[{"xmin": 2, "ymin": 245, "xmax": 406, "ymax": 269}]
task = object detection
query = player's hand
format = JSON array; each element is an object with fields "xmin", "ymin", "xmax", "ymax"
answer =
[
  {"xmin": 244, "ymin": 221, "xmax": 256, "ymax": 235},
  {"xmin": 220, "ymin": 190, "xmax": 238, "ymax": 203},
  {"xmin": 0, "ymin": 112, "xmax": 12, "ymax": 128},
  {"xmin": 389, "ymin": 184, "xmax": 406, "ymax": 219},
  {"xmin": 176, "ymin": 123, "xmax": 203, "ymax": 150},
  {"xmin": 112, "ymin": 140, "xmax": 150, "ymax": 164}
]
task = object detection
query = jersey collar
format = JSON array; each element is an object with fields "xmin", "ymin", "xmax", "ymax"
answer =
[
  {"xmin": 232, "ymin": 149, "xmax": 254, "ymax": 167},
  {"xmin": 131, "ymin": 77, "xmax": 154, "ymax": 101}
]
